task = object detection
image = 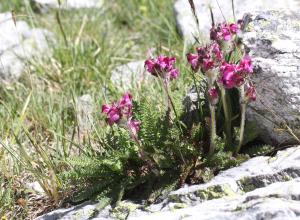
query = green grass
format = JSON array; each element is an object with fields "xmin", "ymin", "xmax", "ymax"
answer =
[
  {"xmin": 0, "ymin": 0, "xmax": 192, "ymax": 218},
  {"xmin": 0, "ymin": 0, "xmax": 269, "ymax": 219}
]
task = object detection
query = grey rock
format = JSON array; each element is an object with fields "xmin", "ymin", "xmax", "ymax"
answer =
[
  {"xmin": 75, "ymin": 94, "xmax": 94, "ymax": 136},
  {"xmin": 33, "ymin": 0, "xmax": 103, "ymax": 11},
  {"xmin": 36, "ymin": 146, "xmax": 300, "ymax": 220},
  {"xmin": 128, "ymin": 146, "xmax": 300, "ymax": 220},
  {"xmin": 174, "ymin": 0, "xmax": 300, "ymax": 44},
  {"xmin": 0, "ymin": 12, "xmax": 54, "ymax": 83},
  {"xmin": 111, "ymin": 61, "xmax": 153, "ymax": 91},
  {"xmin": 36, "ymin": 200, "xmax": 143, "ymax": 220},
  {"xmin": 130, "ymin": 185, "xmax": 300, "ymax": 220},
  {"xmin": 25, "ymin": 181, "xmax": 45, "ymax": 195},
  {"xmin": 165, "ymin": 145, "xmax": 300, "ymax": 205},
  {"xmin": 243, "ymin": 10, "xmax": 300, "ymax": 145},
  {"xmin": 35, "ymin": 201, "xmax": 114, "ymax": 220}
]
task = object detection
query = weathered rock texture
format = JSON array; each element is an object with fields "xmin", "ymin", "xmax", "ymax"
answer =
[
  {"xmin": 244, "ymin": 10, "xmax": 300, "ymax": 145},
  {"xmin": 111, "ymin": 61, "xmax": 153, "ymax": 91},
  {"xmin": 36, "ymin": 145, "xmax": 300, "ymax": 220},
  {"xmin": 174, "ymin": 0, "xmax": 300, "ymax": 44},
  {"xmin": 0, "ymin": 12, "xmax": 54, "ymax": 83},
  {"xmin": 33, "ymin": 0, "xmax": 103, "ymax": 11},
  {"xmin": 75, "ymin": 94, "xmax": 94, "ymax": 136}
]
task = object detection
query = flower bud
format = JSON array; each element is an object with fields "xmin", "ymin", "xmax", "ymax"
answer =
[
  {"xmin": 208, "ymin": 87, "xmax": 219, "ymax": 105},
  {"xmin": 245, "ymin": 85, "xmax": 256, "ymax": 102}
]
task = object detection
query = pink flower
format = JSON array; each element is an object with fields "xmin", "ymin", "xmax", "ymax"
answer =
[
  {"xmin": 102, "ymin": 104, "xmax": 111, "ymax": 114},
  {"xmin": 127, "ymin": 118, "xmax": 141, "ymax": 137},
  {"xmin": 229, "ymin": 23, "xmax": 238, "ymax": 34},
  {"xmin": 119, "ymin": 92, "xmax": 133, "ymax": 117},
  {"xmin": 145, "ymin": 55, "xmax": 175, "ymax": 75},
  {"xmin": 237, "ymin": 55, "xmax": 253, "ymax": 74},
  {"xmin": 157, "ymin": 55, "xmax": 176, "ymax": 71},
  {"xmin": 210, "ymin": 22, "xmax": 240, "ymax": 42},
  {"xmin": 145, "ymin": 55, "xmax": 180, "ymax": 81},
  {"xmin": 211, "ymin": 43, "xmax": 223, "ymax": 61},
  {"xmin": 220, "ymin": 63, "xmax": 237, "ymax": 89},
  {"xmin": 188, "ymin": 43, "xmax": 223, "ymax": 73},
  {"xmin": 102, "ymin": 103, "xmax": 121, "ymax": 125},
  {"xmin": 208, "ymin": 87, "xmax": 219, "ymax": 105},
  {"xmin": 145, "ymin": 59, "xmax": 160, "ymax": 77},
  {"xmin": 221, "ymin": 24, "xmax": 232, "ymax": 41},
  {"xmin": 203, "ymin": 59, "xmax": 214, "ymax": 72},
  {"xmin": 187, "ymin": 53, "xmax": 200, "ymax": 72},
  {"xmin": 103, "ymin": 93, "xmax": 141, "ymax": 140},
  {"xmin": 210, "ymin": 26, "xmax": 219, "ymax": 41},
  {"xmin": 197, "ymin": 46, "xmax": 208, "ymax": 58},
  {"xmin": 169, "ymin": 68, "xmax": 180, "ymax": 80},
  {"xmin": 245, "ymin": 85, "xmax": 256, "ymax": 102}
]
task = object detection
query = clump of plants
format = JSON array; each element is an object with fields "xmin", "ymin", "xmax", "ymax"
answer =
[
  {"xmin": 187, "ymin": 19, "xmax": 256, "ymax": 156},
  {"xmin": 58, "ymin": 1, "xmax": 262, "ymax": 212},
  {"xmin": 62, "ymin": 13, "xmax": 259, "ymax": 208}
]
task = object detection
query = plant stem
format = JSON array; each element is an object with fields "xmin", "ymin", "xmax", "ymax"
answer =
[
  {"xmin": 209, "ymin": 103, "xmax": 216, "ymax": 155},
  {"xmin": 161, "ymin": 78, "xmax": 185, "ymax": 134},
  {"xmin": 221, "ymin": 88, "xmax": 232, "ymax": 150},
  {"xmin": 207, "ymin": 78, "xmax": 216, "ymax": 155},
  {"xmin": 128, "ymin": 127, "xmax": 160, "ymax": 176},
  {"xmin": 163, "ymin": 81, "xmax": 179, "ymax": 120},
  {"xmin": 191, "ymin": 71, "xmax": 204, "ymax": 120},
  {"xmin": 236, "ymin": 85, "xmax": 246, "ymax": 155},
  {"xmin": 231, "ymin": 0, "xmax": 236, "ymax": 22},
  {"xmin": 162, "ymin": 79, "xmax": 188, "ymax": 165},
  {"xmin": 55, "ymin": 11, "xmax": 68, "ymax": 47}
]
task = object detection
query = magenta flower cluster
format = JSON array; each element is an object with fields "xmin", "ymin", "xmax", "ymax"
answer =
[
  {"xmin": 102, "ymin": 93, "xmax": 141, "ymax": 136},
  {"xmin": 220, "ymin": 55, "xmax": 253, "ymax": 89},
  {"xmin": 145, "ymin": 55, "xmax": 180, "ymax": 81},
  {"xmin": 187, "ymin": 42, "xmax": 223, "ymax": 73},
  {"xmin": 210, "ymin": 22, "xmax": 240, "ymax": 42},
  {"xmin": 187, "ymin": 21, "xmax": 256, "ymax": 103}
]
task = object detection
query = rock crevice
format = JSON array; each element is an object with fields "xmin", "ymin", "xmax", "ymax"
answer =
[{"xmin": 37, "ymin": 146, "xmax": 300, "ymax": 220}]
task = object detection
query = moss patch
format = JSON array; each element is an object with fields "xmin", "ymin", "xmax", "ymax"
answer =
[
  {"xmin": 195, "ymin": 184, "xmax": 236, "ymax": 200},
  {"xmin": 111, "ymin": 201, "xmax": 141, "ymax": 220},
  {"xmin": 172, "ymin": 203, "xmax": 188, "ymax": 210}
]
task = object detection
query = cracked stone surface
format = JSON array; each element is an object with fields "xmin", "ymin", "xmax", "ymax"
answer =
[
  {"xmin": 33, "ymin": 0, "xmax": 103, "ymax": 11},
  {"xmin": 174, "ymin": 0, "xmax": 300, "ymax": 44},
  {"xmin": 36, "ymin": 146, "xmax": 300, "ymax": 220},
  {"xmin": 0, "ymin": 12, "xmax": 54, "ymax": 83},
  {"xmin": 243, "ymin": 10, "xmax": 300, "ymax": 145},
  {"xmin": 111, "ymin": 61, "xmax": 154, "ymax": 91},
  {"xmin": 35, "ymin": 202, "xmax": 114, "ymax": 220}
]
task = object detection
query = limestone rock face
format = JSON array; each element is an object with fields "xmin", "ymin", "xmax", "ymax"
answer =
[
  {"xmin": 75, "ymin": 94, "xmax": 94, "ymax": 136},
  {"xmin": 243, "ymin": 11, "xmax": 300, "ymax": 145},
  {"xmin": 0, "ymin": 12, "xmax": 54, "ymax": 83},
  {"xmin": 174, "ymin": 0, "xmax": 300, "ymax": 44},
  {"xmin": 36, "ymin": 146, "xmax": 300, "ymax": 220},
  {"xmin": 130, "ymin": 146, "xmax": 300, "ymax": 220},
  {"xmin": 35, "ymin": 201, "xmax": 114, "ymax": 220},
  {"xmin": 111, "ymin": 61, "xmax": 153, "ymax": 91},
  {"xmin": 33, "ymin": 0, "xmax": 103, "ymax": 11}
]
